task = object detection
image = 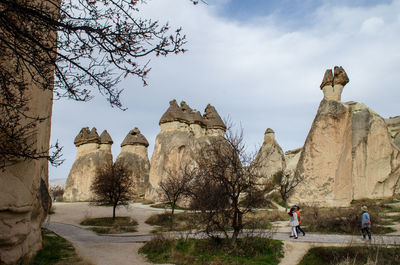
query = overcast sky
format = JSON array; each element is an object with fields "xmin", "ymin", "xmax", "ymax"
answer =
[{"xmin": 49, "ymin": 0, "xmax": 400, "ymax": 181}]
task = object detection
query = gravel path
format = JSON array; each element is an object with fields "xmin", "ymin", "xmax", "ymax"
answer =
[{"xmin": 44, "ymin": 221, "xmax": 400, "ymax": 245}]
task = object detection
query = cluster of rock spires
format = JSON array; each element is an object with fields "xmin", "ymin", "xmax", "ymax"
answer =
[
  {"xmin": 64, "ymin": 127, "xmax": 150, "ymax": 201},
  {"xmin": 256, "ymin": 66, "xmax": 400, "ymax": 207},
  {"xmin": 65, "ymin": 67, "xmax": 400, "ymax": 207},
  {"xmin": 64, "ymin": 101, "xmax": 226, "ymax": 201}
]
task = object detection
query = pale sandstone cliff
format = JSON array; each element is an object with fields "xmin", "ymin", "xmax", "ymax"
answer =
[
  {"xmin": 0, "ymin": 1, "xmax": 60, "ymax": 263},
  {"xmin": 253, "ymin": 128, "xmax": 286, "ymax": 185},
  {"xmin": 115, "ymin": 128, "xmax": 150, "ymax": 198},
  {"xmin": 63, "ymin": 128, "xmax": 113, "ymax": 201},
  {"xmin": 146, "ymin": 100, "xmax": 226, "ymax": 201},
  {"xmin": 291, "ymin": 67, "xmax": 400, "ymax": 207}
]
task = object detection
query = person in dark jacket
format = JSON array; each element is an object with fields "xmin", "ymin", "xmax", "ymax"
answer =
[{"xmin": 361, "ymin": 205, "xmax": 371, "ymax": 240}]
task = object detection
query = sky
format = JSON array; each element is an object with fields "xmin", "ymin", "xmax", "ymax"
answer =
[{"xmin": 49, "ymin": 0, "xmax": 400, "ymax": 181}]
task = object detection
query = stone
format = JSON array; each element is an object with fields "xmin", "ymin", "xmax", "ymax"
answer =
[
  {"xmin": 63, "ymin": 128, "xmax": 113, "ymax": 201},
  {"xmin": 252, "ymin": 128, "xmax": 286, "ymax": 186},
  {"xmin": 290, "ymin": 68, "xmax": 400, "ymax": 207},
  {"xmin": 115, "ymin": 128, "xmax": 150, "ymax": 197},
  {"xmin": 385, "ymin": 116, "xmax": 400, "ymax": 148},
  {"xmin": 146, "ymin": 100, "xmax": 226, "ymax": 201},
  {"xmin": 321, "ymin": 66, "xmax": 349, "ymax": 101},
  {"xmin": 284, "ymin": 148, "xmax": 303, "ymax": 175}
]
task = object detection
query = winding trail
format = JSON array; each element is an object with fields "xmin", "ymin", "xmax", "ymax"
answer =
[{"xmin": 44, "ymin": 221, "xmax": 400, "ymax": 245}]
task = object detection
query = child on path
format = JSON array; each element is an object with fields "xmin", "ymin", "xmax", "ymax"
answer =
[
  {"xmin": 294, "ymin": 205, "xmax": 305, "ymax": 236},
  {"xmin": 288, "ymin": 207, "xmax": 299, "ymax": 239},
  {"xmin": 361, "ymin": 205, "xmax": 372, "ymax": 240}
]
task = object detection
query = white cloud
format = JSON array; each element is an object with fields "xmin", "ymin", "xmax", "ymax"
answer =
[{"xmin": 50, "ymin": 0, "xmax": 400, "ymax": 180}]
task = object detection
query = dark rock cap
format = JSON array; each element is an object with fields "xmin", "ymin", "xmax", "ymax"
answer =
[
  {"xmin": 100, "ymin": 130, "xmax": 113, "ymax": 145},
  {"xmin": 159, "ymin": 99, "xmax": 186, "ymax": 125},
  {"xmin": 320, "ymin": 69, "xmax": 334, "ymax": 89},
  {"xmin": 333, "ymin": 66, "xmax": 349, "ymax": 86},
  {"xmin": 320, "ymin": 66, "xmax": 349, "ymax": 89},
  {"xmin": 181, "ymin": 101, "xmax": 203, "ymax": 125},
  {"xmin": 121, "ymin": 127, "xmax": 149, "ymax": 147},
  {"xmin": 74, "ymin": 127, "xmax": 100, "ymax": 147},
  {"xmin": 203, "ymin": 104, "xmax": 226, "ymax": 130},
  {"xmin": 265, "ymin": 128, "xmax": 275, "ymax": 134}
]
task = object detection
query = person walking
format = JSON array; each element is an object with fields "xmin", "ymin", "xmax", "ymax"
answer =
[
  {"xmin": 295, "ymin": 205, "xmax": 306, "ymax": 236},
  {"xmin": 361, "ymin": 205, "xmax": 371, "ymax": 240},
  {"xmin": 289, "ymin": 206, "xmax": 299, "ymax": 239}
]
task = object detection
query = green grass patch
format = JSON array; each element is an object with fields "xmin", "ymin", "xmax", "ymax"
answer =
[
  {"xmin": 139, "ymin": 235, "xmax": 283, "ymax": 265},
  {"xmin": 29, "ymin": 228, "xmax": 90, "ymax": 265},
  {"xmin": 80, "ymin": 216, "xmax": 138, "ymax": 234},
  {"xmin": 299, "ymin": 246, "xmax": 400, "ymax": 265}
]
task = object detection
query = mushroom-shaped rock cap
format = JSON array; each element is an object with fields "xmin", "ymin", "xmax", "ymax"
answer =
[
  {"xmin": 265, "ymin": 128, "xmax": 275, "ymax": 134},
  {"xmin": 203, "ymin": 104, "xmax": 226, "ymax": 130},
  {"xmin": 121, "ymin": 127, "xmax": 149, "ymax": 147},
  {"xmin": 333, "ymin": 66, "xmax": 349, "ymax": 86},
  {"xmin": 100, "ymin": 130, "xmax": 113, "ymax": 145},
  {"xmin": 320, "ymin": 66, "xmax": 349, "ymax": 89},
  {"xmin": 74, "ymin": 127, "xmax": 100, "ymax": 147},
  {"xmin": 181, "ymin": 101, "xmax": 203, "ymax": 125},
  {"xmin": 159, "ymin": 99, "xmax": 186, "ymax": 125},
  {"xmin": 320, "ymin": 69, "xmax": 334, "ymax": 89}
]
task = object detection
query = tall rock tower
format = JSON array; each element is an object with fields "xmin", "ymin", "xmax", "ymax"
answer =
[
  {"xmin": 115, "ymin": 128, "xmax": 150, "ymax": 198},
  {"xmin": 146, "ymin": 100, "xmax": 226, "ymax": 201},
  {"xmin": 63, "ymin": 128, "xmax": 113, "ymax": 201},
  {"xmin": 291, "ymin": 66, "xmax": 400, "ymax": 206},
  {"xmin": 252, "ymin": 128, "xmax": 286, "ymax": 186}
]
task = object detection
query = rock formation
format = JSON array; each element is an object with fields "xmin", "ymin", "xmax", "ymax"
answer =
[
  {"xmin": 253, "ymin": 128, "xmax": 286, "ymax": 185},
  {"xmin": 146, "ymin": 100, "xmax": 226, "ymax": 200},
  {"xmin": 385, "ymin": 116, "xmax": 400, "ymax": 148},
  {"xmin": 63, "ymin": 128, "xmax": 113, "ymax": 201},
  {"xmin": 284, "ymin": 148, "xmax": 303, "ymax": 175},
  {"xmin": 115, "ymin": 128, "xmax": 150, "ymax": 198},
  {"xmin": 291, "ymin": 66, "xmax": 400, "ymax": 207},
  {"xmin": 0, "ymin": 1, "xmax": 60, "ymax": 263}
]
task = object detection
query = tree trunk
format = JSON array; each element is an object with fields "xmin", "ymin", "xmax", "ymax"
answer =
[{"xmin": 112, "ymin": 204, "xmax": 116, "ymax": 220}]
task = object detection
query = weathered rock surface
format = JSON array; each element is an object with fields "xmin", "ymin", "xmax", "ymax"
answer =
[
  {"xmin": 253, "ymin": 128, "xmax": 286, "ymax": 185},
  {"xmin": 291, "ymin": 67, "xmax": 400, "ymax": 206},
  {"xmin": 115, "ymin": 128, "xmax": 150, "ymax": 198},
  {"xmin": 0, "ymin": 1, "xmax": 58, "ymax": 263},
  {"xmin": 63, "ymin": 128, "xmax": 113, "ymax": 201},
  {"xmin": 284, "ymin": 148, "xmax": 303, "ymax": 175},
  {"xmin": 146, "ymin": 100, "xmax": 226, "ymax": 201},
  {"xmin": 386, "ymin": 116, "xmax": 400, "ymax": 148}
]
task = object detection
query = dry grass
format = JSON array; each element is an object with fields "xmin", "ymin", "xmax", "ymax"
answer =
[{"xmin": 301, "ymin": 202, "xmax": 394, "ymax": 234}]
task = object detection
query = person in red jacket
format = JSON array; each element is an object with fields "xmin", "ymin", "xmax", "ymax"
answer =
[{"xmin": 294, "ymin": 205, "xmax": 305, "ymax": 236}]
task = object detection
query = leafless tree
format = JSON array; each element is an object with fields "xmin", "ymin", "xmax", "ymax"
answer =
[
  {"xmin": 272, "ymin": 170, "xmax": 303, "ymax": 211},
  {"xmin": 189, "ymin": 124, "xmax": 267, "ymax": 246},
  {"xmin": 159, "ymin": 165, "xmax": 195, "ymax": 216},
  {"xmin": 49, "ymin": 185, "xmax": 64, "ymax": 201},
  {"xmin": 91, "ymin": 163, "xmax": 134, "ymax": 219},
  {"xmin": 0, "ymin": 0, "xmax": 189, "ymax": 169}
]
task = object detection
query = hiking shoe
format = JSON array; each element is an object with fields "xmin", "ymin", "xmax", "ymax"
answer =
[{"xmin": 294, "ymin": 237, "xmax": 298, "ymax": 239}]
